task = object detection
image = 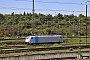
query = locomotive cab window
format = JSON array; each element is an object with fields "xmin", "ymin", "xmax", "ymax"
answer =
[
  {"xmin": 60, "ymin": 36, "xmax": 62, "ymax": 38},
  {"xmin": 31, "ymin": 37, "xmax": 33, "ymax": 39}
]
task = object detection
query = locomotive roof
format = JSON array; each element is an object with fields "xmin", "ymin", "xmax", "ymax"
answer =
[{"xmin": 27, "ymin": 35, "xmax": 62, "ymax": 37}]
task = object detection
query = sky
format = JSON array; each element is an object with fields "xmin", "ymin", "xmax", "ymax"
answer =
[{"xmin": 0, "ymin": 0, "xmax": 90, "ymax": 16}]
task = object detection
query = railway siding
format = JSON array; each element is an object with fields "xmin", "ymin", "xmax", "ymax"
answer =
[
  {"xmin": 0, "ymin": 51, "xmax": 89, "ymax": 60},
  {"xmin": 0, "ymin": 45, "xmax": 90, "ymax": 54}
]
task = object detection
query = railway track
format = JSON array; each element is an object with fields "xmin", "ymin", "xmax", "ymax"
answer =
[
  {"xmin": 0, "ymin": 40, "xmax": 89, "ymax": 46},
  {"xmin": 0, "ymin": 37, "xmax": 90, "ymax": 40},
  {"xmin": 0, "ymin": 51, "xmax": 89, "ymax": 60},
  {"xmin": 42, "ymin": 57, "xmax": 76, "ymax": 60},
  {"xmin": 33, "ymin": 51, "xmax": 90, "ymax": 60},
  {"xmin": 0, "ymin": 37, "xmax": 89, "ymax": 45},
  {"xmin": 0, "ymin": 45, "xmax": 90, "ymax": 54},
  {"xmin": 0, "ymin": 45, "xmax": 26, "ymax": 49},
  {"xmin": 0, "ymin": 38, "xmax": 25, "ymax": 40}
]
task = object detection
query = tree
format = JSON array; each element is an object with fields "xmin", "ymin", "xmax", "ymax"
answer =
[
  {"xmin": 34, "ymin": 13, "xmax": 39, "ymax": 18},
  {"xmin": 0, "ymin": 12, "xmax": 90, "ymax": 37},
  {"xmin": 57, "ymin": 13, "xmax": 63, "ymax": 20},
  {"xmin": 45, "ymin": 14, "xmax": 52, "ymax": 21},
  {"xmin": 23, "ymin": 11, "xmax": 26, "ymax": 16},
  {"xmin": 11, "ymin": 12, "xmax": 14, "ymax": 16},
  {"xmin": 0, "ymin": 13, "xmax": 5, "ymax": 22},
  {"xmin": 68, "ymin": 14, "xmax": 74, "ymax": 19},
  {"xmin": 64, "ymin": 14, "xmax": 69, "ymax": 21},
  {"xmin": 78, "ymin": 14, "xmax": 85, "ymax": 18}
]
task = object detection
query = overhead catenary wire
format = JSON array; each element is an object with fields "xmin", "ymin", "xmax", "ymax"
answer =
[
  {"xmin": 15, "ymin": 0, "xmax": 90, "ymax": 13},
  {"xmin": 0, "ymin": 6, "xmax": 31, "ymax": 10},
  {"xmin": 16, "ymin": 0, "xmax": 90, "ymax": 5},
  {"xmin": 0, "ymin": 0, "xmax": 90, "ymax": 17},
  {"xmin": 0, "ymin": 6, "xmax": 90, "ymax": 12},
  {"xmin": 16, "ymin": 0, "xmax": 42, "ymax": 2}
]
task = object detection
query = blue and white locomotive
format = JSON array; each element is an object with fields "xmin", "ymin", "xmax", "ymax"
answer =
[{"xmin": 25, "ymin": 35, "xmax": 63, "ymax": 44}]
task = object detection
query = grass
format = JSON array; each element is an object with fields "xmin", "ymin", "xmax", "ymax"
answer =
[
  {"xmin": 1, "ymin": 44, "xmax": 90, "ymax": 52},
  {"xmin": 0, "ymin": 40, "xmax": 24, "ymax": 45},
  {"xmin": 3, "ymin": 44, "xmax": 8, "ymax": 47},
  {"xmin": 64, "ymin": 38, "xmax": 90, "ymax": 43},
  {"xmin": 0, "ymin": 40, "xmax": 24, "ymax": 43},
  {"xmin": 0, "ymin": 42, "xmax": 90, "ymax": 50},
  {"xmin": 1, "ymin": 48, "xmax": 28, "ymax": 51}
]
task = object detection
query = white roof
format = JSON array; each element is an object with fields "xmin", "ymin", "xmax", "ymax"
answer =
[{"xmin": 27, "ymin": 35, "xmax": 62, "ymax": 37}]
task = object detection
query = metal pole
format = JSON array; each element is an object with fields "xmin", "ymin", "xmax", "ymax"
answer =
[
  {"xmin": 12, "ymin": 12, "xmax": 14, "ymax": 37},
  {"xmin": 85, "ymin": 0, "xmax": 89, "ymax": 45},
  {"xmin": 78, "ymin": 20, "xmax": 81, "ymax": 55},
  {"xmin": 18, "ymin": 18, "xmax": 20, "ymax": 38},
  {"xmin": 73, "ymin": 11, "xmax": 75, "ymax": 37},
  {"xmin": 86, "ymin": 2, "xmax": 87, "ymax": 44},
  {"xmin": 32, "ymin": 0, "xmax": 34, "ymax": 35}
]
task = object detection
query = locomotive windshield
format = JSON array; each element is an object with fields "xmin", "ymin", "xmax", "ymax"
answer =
[{"xmin": 26, "ymin": 36, "xmax": 29, "ymax": 39}]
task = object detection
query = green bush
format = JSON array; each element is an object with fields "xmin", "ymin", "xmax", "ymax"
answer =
[
  {"xmin": 3, "ymin": 44, "xmax": 8, "ymax": 47},
  {"xmin": 53, "ymin": 43, "xmax": 59, "ymax": 46}
]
